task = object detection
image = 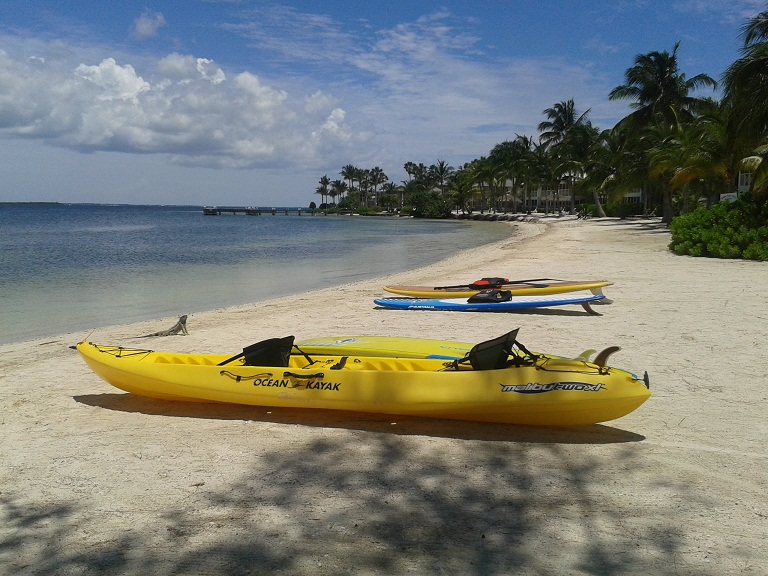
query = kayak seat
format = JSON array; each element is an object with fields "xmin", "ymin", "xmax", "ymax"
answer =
[
  {"xmin": 466, "ymin": 329, "xmax": 520, "ymax": 370},
  {"xmin": 243, "ymin": 336, "xmax": 295, "ymax": 367},
  {"xmin": 217, "ymin": 336, "xmax": 295, "ymax": 367}
]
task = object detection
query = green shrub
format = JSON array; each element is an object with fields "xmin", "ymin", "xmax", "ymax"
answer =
[
  {"xmin": 406, "ymin": 191, "xmax": 452, "ymax": 218},
  {"xmin": 669, "ymin": 193, "xmax": 768, "ymax": 261}
]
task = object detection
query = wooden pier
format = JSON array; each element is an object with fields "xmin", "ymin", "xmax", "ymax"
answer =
[{"xmin": 203, "ymin": 206, "xmax": 305, "ymax": 216}]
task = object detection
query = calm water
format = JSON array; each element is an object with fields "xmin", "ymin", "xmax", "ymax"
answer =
[{"xmin": 0, "ymin": 204, "xmax": 512, "ymax": 344}]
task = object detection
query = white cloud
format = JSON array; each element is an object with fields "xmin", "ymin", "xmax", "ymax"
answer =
[
  {"xmin": 156, "ymin": 53, "xmax": 226, "ymax": 84},
  {"xmin": 312, "ymin": 108, "xmax": 350, "ymax": 141},
  {"xmin": 0, "ymin": 47, "xmax": 361, "ymax": 169},
  {"xmin": 304, "ymin": 91, "xmax": 338, "ymax": 115},
  {"xmin": 0, "ymin": 8, "xmax": 635, "ymax": 185},
  {"xmin": 197, "ymin": 58, "xmax": 226, "ymax": 84},
  {"xmin": 74, "ymin": 58, "xmax": 150, "ymax": 101},
  {"xmin": 131, "ymin": 10, "xmax": 167, "ymax": 40}
]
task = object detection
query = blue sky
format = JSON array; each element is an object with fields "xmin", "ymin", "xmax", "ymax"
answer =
[{"xmin": 0, "ymin": 0, "xmax": 764, "ymax": 206}]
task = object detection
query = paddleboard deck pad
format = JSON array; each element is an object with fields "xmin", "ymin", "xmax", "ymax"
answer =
[{"xmin": 374, "ymin": 293, "xmax": 606, "ymax": 313}]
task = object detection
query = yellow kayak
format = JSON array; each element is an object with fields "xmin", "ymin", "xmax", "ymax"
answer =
[
  {"xmin": 383, "ymin": 278, "xmax": 613, "ymax": 299},
  {"xmin": 77, "ymin": 330, "xmax": 650, "ymax": 426}
]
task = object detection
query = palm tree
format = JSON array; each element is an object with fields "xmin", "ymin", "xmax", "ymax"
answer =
[
  {"xmin": 579, "ymin": 130, "xmax": 615, "ymax": 217},
  {"xmin": 314, "ymin": 185, "xmax": 325, "ymax": 207},
  {"xmin": 316, "ymin": 175, "xmax": 330, "ymax": 206},
  {"xmin": 380, "ymin": 181, "xmax": 402, "ymax": 210},
  {"xmin": 357, "ymin": 168, "xmax": 372, "ymax": 207},
  {"xmin": 538, "ymin": 99, "xmax": 592, "ymax": 148},
  {"xmin": 432, "ymin": 160, "xmax": 454, "ymax": 196},
  {"xmin": 489, "ymin": 138, "xmax": 533, "ymax": 212},
  {"xmin": 403, "ymin": 161, "xmax": 417, "ymax": 182},
  {"xmin": 610, "ymin": 43, "xmax": 717, "ymax": 222},
  {"xmin": 610, "ymin": 42, "xmax": 717, "ymax": 132},
  {"xmin": 560, "ymin": 122, "xmax": 601, "ymax": 212},
  {"xmin": 369, "ymin": 167, "xmax": 388, "ymax": 207},
  {"xmin": 510, "ymin": 135, "xmax": 538, "ymax": 212},
  {"xmin": 340, "ymin": 165, "xmax": 358, "ymax": 194},
  {"xmin": 664, "ymin": 100, "xmax": 737, "ymax": 208},
  {"xmin": 723, "ymin": 6, "xmax": 768, "ymax": 196},
  {"xmin": 531, "ymin": 144, "xmax": 562, "ymax": 213},
  {"xmin": 330, "ymin": 180, "xmax": 347, "ymax": 205},
  {"xmin": 408, "ymin": 163, "xmax": 438, "ymax": 197},
  {"xmin": 580, "ymin": 127, "xmax": 650, "ymax": 217},
  {"xmin": 538, "ymin": 100, "xmax": 599, "ymax": 212},
  {"xmin": 447, "ymin": 168, "xmax": 479, "ymax": 214},
  {"xmin": 466, "ymin": 156, "xmax": 502, "ymax": 213},
  {"xmin": 400, "ymin": 179, "xmax": 418, "ymax": 209}
]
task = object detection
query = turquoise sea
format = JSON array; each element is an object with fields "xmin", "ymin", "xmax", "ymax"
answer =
[{"xmin": 0, "ymin": 204, "xmax": 512, "ymax": 344}]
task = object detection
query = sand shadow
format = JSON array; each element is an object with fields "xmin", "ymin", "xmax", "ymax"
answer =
[
  {"xmin": 592, "ymin": 217, "xmax": 669, "ymax": 234},
  {"xmin": 74, "ymin": 392, "xmax": 646, "ymax": 444}
]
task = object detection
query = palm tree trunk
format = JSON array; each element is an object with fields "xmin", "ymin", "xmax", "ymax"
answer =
[
  {"xmin": 592, "ymin": 189, "xmax": 607, "ymax": 217},
  {"xmin": 662, "ymin": 182, "xmax": 674, "ymax": 224}
]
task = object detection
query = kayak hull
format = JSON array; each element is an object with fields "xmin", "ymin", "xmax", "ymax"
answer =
[{"xmin": 77, "ymin": 341, "xmax": 650, "ymax": 426}]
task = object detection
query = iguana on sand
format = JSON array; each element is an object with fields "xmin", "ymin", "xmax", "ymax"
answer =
[{"xmin": 140, "ymin": 315, "xmax": 189, "ymax": 337}]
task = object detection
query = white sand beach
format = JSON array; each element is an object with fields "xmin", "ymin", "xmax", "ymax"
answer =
[{"xmin": 1, "ymin": 216, "xmax": 766, "ymax": 575}]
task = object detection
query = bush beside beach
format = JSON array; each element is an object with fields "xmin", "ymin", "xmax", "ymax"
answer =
[{"xmin": 669, "ymin": 193, "xmax": 768, "ymax": 260}]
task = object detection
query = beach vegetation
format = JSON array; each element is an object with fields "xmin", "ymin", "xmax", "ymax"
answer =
[
  {"xmin": 408, "ymin": 190, "xmax": 453, "ymax": 218},
  {"xmin": 669, "ymin": 193, "xmax": 768, "ymax": 260}
]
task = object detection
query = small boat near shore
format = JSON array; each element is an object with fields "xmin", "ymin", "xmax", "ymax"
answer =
[{"xmin": 76, "ymin": 330, "xmax": 650, "ymax": 426}]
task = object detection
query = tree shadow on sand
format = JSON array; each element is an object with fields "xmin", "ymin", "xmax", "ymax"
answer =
[
  {"xmin": 74, "ymin": 393, "xmax": 645, "ymax": 444},
  {"xmin": 3, "ymin": 398, "xmax": 728, "ymax": 576},
  {"xmin": 593, "ymin": 218, "xmax": 670, "ymax": 234}
]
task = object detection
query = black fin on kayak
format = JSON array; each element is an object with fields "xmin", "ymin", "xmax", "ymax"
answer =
[{"xmin": 594, "ymin": 346, "xmax": 621, "ymax": 367}]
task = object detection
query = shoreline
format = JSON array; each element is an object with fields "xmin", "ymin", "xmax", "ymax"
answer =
[
  {"xmin": 0, "ymin": 211, "xmax": 516, "ymax": 347},
  {"xmin": 2, "ymin": 216, "xmax": 765, "ymax": 575},
  {"xmin": 0, "ymin": 217, "xmax": 541, "ymax": 350}
]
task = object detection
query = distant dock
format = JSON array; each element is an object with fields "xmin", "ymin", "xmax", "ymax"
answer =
[{"xmin": 203, "ymin": 206, "xmax": 305, "ymax": 216}]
